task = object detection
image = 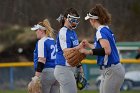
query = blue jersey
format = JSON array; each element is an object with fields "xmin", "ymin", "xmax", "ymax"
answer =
[
  {"xmin": 94, "ymin": 25, "xmax": 120, "ymax": 66},
  {"xmin": 56, "ymin": 26, "xmax": 79, "ymax": 66},
  {"xmin": 34, "ymin": 36, "xmax": 56, "ymax": 70}
]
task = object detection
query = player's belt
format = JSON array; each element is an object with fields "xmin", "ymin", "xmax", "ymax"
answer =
[{"xmin": 99, "ymin": 62, "xmax": 119, "ymax": 70}]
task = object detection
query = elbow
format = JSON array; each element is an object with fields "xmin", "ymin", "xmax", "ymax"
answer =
[{"xmin": 105, "ymin": 49, "xmax": 111, "ymax": 55}]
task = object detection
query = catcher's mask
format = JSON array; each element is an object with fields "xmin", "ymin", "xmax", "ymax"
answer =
[
  {"xmin": 67, "ymin": 14, "xmax": 80, "ymax": 29},
  {"xmin": 76, "ymin": 74, "xmax": 87, "ymax": 90}
]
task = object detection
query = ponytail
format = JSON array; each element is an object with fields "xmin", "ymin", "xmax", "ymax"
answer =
[
  {"xmin": 42, "ymin": 19, "xmax": 54, "ymax": 38},
  {"xmin": 56, "ymin": 14, "xmax": 65, "ymax": 28}
]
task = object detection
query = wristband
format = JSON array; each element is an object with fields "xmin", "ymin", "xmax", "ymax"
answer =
[
  {"xmin": 36, "ymin": 62, "xmax": 44, "ymax": 72},
  {"xmin": 92, "ymin": 48, "xmax": 105, "ymax": 56}
]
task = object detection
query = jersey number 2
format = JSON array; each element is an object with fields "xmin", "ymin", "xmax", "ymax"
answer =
[{"xmin": 50, "ymin": 45, "xmax": 56, "ymax": 59}]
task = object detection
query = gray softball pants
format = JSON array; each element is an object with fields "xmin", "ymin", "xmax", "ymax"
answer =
[
  {"xmin": 100, "ymin": 63, "xmax": 125, "ymax": 93},
  {"xmin": 54, "ymin": 65, "xmax": 77, "ymax": 93},
  {"xmin": 41, "ymin": 68, "xmax": 60, "ymax": 93}
]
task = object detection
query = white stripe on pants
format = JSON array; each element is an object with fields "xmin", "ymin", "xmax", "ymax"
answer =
[
  {"xmin": 54, "ymin": 65, "xmax": 77, "ymax": 93},
  {"xmin": 100, "ymin": 63, "xmax": 125, "ymax": 93}
]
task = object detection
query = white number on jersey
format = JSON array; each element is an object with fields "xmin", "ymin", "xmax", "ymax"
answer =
[{"xmin": 50, "ymin": 45, "xmax": 56, "ymax": 59}]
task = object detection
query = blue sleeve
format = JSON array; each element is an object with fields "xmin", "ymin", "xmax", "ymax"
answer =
[{"xmin": 96, "ymin": 29, "xmax": 108, "ymax": 41}]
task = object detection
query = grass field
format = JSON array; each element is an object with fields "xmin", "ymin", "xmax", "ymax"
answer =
[{"xmin": 0, "ymin": 89, "xmax": 140, "ymax": 93}]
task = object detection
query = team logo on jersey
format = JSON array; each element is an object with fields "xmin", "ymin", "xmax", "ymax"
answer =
[
  {"xmin": 70, "ymin": 36, "xmax": 74, "ymax": 40},
  {"xmin": 73, "ymin": 40, "xmax": 79, "ymax": 46}
]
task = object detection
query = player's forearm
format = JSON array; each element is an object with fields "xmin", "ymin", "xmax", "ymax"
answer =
[
  {"xmin": 35, "ymin": 72, "xmax": 41, "ymax": 77},
  {"xmin": 88, "ymin": 43, "xmax": 94, "ymax": 49},
  {"xmin": 81, "ymin": 48, "xmax": 106, "ymax": 56},
  {"xmin": 38, "ymin": 57, "xmax": 46, "ymax": 64},
  {"xmin": 99, "ymin": 39, "xmax": 111, "ymax": 55},
  {"xmin": 35, "ymin": 57, "xmax": 46, "ymax": 77}
]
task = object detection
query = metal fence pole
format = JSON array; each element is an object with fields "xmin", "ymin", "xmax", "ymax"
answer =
[
  {"xmin": 9, "ymin": 67, "xmax": 14, "ymax": 90},
  {"xmin": 83, "ymin": 64, "xmax": 89, "ymax": 80}
]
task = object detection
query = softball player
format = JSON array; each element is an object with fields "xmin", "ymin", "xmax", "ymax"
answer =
[
  {"xmin": 31, "ymin": 19, "xmax": 59, "ymax": 93},
  {"xmin": 54, "ymin": 8, "xmax": 82, "ymax": 93},
  {"xmin": 81, "ymin": 4, "xmax": 125, "ymax": 93}
]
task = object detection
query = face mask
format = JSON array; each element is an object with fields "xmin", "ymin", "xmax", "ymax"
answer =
[{"xmin": 67, "ymin": 14, "xmax": 80, "ymax": 29}]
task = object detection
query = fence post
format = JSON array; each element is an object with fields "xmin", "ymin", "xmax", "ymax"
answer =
[
  {"xmin": 82, "ymin": 64, "xmax": 89, "ymax": 80},
  {"xmin": 9, "ymin": 67, "xmax": 14, "ymax": 90}
]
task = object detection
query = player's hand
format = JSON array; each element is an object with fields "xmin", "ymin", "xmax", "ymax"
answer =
[
  {"xmin": 75, "ymin": 42, "xmax": 85, "ymax": 50},
  {"xmin": 32, "ymin": 76, "xmax": 40, "ymax": 82},
  {"xmin": 81, "ymin": 39, "xmax": 94, "ymax": 49},
  {"xmin": 28, "ymin": 76, "xmax": 41, "ymax": 93},
  {"xmin": 75, "ymin": 39, "xmax": 90, "ymax": 50},
  {"xmin": 81, "ymin": 39, "xmax": 89, "ymax": 48}
]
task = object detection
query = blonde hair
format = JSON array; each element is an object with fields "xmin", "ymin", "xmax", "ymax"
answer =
[{"xmin": 38, "ymin": 19, "xmax": 54, "ymax": 38}]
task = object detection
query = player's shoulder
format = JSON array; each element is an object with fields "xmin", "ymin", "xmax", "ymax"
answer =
[
  {"xmin": 44, "ymin": 37, "xmax": 55, "ymax": 47},
  {"xmin": 101, "ymin": 26, "xmax": 110, "ymax": 32},
  {"xmin": 45, "ymin": 37, "xmax": 55, "ymax": 44},
  {"xmin": 39, "ymin": 37, "xmax": 54, "ymax": 43},
  {"xmin": 59, "ymin": 26, "xmax": 69, "ymax": 38},
  {"xmin": 46, "ymin": 37, "xmax": 54, "ymax": 41},
  {"xmin": 97, "ymin": 26, "xmax": 110, "ymax": 34},
  {"xmin": 37, "ymin": 37, "xmax": 47, "ymax": 47},
  {"xmin": 38, "ymin": 37, "xmax": 47, "ymax": 43},
  {"xmin": 59, "ymin": 26, "xmax": 68, "ymax": 33}
]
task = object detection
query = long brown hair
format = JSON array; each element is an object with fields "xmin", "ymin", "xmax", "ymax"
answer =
[
  {"xmin": 38, "ymin": 19, "xmax": 54, "ymax": 38},
  {"xmin": 89, "ymin": 4, "xmax": 111, "ymax": 25}
]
